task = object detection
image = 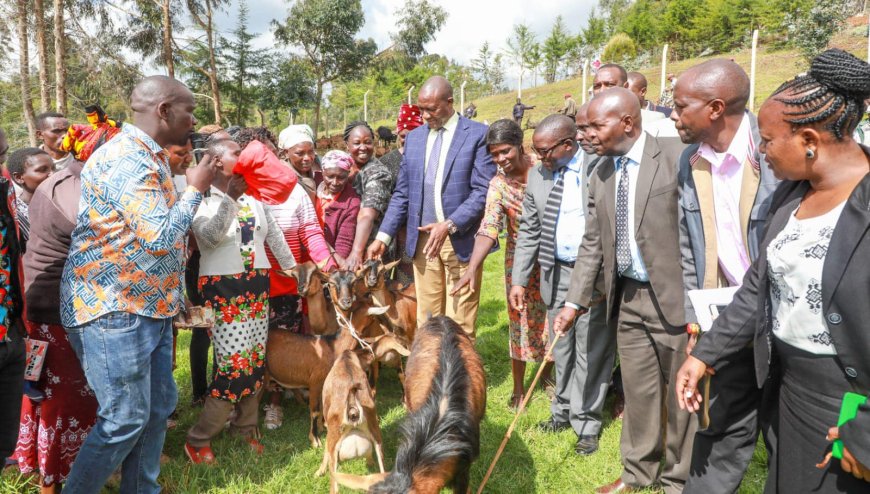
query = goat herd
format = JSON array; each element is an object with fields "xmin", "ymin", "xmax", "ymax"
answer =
[{"xmin": 264, "ymin": 259, "xmax": 487, "ymax": 494}]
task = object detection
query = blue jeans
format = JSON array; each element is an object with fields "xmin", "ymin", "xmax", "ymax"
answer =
[{"xmin": 64, "ymin": 313, "xmax": 178, "ymax": 494}]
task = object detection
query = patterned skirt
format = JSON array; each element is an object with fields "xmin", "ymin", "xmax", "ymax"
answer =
[
  {"xmin": 13, "ymin": 322, "xmax": 97, "ymax": 486},
  {"xmin": 199, "ymin": 269, "xmax": 270, "ymax": 403},
  {"xmin": 504, "ymin": 252, "xmax": 550, "ymax": 362}
]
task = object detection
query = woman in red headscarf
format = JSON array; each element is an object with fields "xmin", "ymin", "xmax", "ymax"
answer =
[
  {"xmin": 379, "ymin": 104, "xmax": 423, "ymax": 284},
  {"xmin": 315, "ymin": 151, "xmax": 360, "ymax": 258}
]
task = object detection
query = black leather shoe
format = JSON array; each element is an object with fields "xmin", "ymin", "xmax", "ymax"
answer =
[
  {"xmin": 575, "ymin": 434, "xmax": 599, "ymax": 455},
  {"xmin": 537, "ymin": 418, "xmax": 571, "ymax": 433}
]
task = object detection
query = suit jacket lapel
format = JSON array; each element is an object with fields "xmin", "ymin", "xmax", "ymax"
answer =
[
  {"xmin": 691, "ymin": 157, "xmax": 721, "ymax": 288},
  {"xmin": 442, "ymin": 116, "xmax": 469, "ymax": 182},
  {"xmin": 823, "ymin": 174, "xmax": 870, "ymax": 311},
  {"xmin": 601, "ymin": 157, "xmax": 617, "ymax": 238},
  {"xmin": 739, "ymin": 156, "xmax": 760, "ymax": 251},
  {"xmin": 634, "ymin": 134, "xmax": 660, "ymax": 233}
]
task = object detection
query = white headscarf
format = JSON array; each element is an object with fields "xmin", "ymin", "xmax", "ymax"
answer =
[{"xmin": 278, "ymin": 124, "xmax": 314, "ymax": 149}]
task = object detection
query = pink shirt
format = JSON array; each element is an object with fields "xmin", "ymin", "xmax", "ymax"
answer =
[{"xmin": 697, "ymin": 114, "xmax": 753, "ymax": 286}]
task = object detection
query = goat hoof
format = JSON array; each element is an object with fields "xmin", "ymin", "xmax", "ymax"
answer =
[{"xmin": 315, "ymin": 466, "xmax": 326, "ymax": 477}]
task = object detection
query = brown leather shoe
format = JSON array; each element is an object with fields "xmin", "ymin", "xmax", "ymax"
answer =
[{"xmin": 594, "ymin": 478, "xmax": 637, "ymax": 493}]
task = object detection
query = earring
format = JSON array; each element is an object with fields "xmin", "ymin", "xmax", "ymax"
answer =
[{"xmin": 806, "ymin": 149, "xmax": 815, "ymax": 159}]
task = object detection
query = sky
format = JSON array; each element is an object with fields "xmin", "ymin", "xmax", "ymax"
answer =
[{"xmin": 213, "ymin": 0, "xmax": 598, "ymax": 88}]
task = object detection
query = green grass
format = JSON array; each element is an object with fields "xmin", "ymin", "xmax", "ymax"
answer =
[{"xmin": 1, "ymin": 248, "xmax": 769, "ymax": 493}]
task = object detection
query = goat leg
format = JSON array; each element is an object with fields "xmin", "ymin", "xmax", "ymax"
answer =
[
  {"xmin": 375, "ymin": 441, "xmax": 386, "ymax": 473},
  {"xmin": 316, "ymin": 445, "xmax": 329, "ymax": 477}
]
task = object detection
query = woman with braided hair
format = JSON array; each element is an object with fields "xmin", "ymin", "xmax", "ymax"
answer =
[
  {"xmin": 343, "ymin": 121, "xmax": 395, "ymax": 270},
  {"xmin": 676, "ymin": 48, "xmax": 870, "ymax": 492}
]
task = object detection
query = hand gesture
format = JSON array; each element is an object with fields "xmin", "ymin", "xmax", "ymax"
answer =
[
  {"xmin": 450, "ymin": 267, "xmax": 479, "ymax": 296},
  {"xmin": 366, "ymin": 240, "xmax": 387, "ymax": 260},
  {"xmin": 419, "ymin": 221, "xmax": 450, "ymax": 260},
  {"xmin": 185, "ymin": 153, "xmax": 218, "ymax": 193},
  {"xmin": 817, "ymin": 427, "xmax": 870, "ymax": 482},
  {"xmin": 553, "ymin": 306, "xmax": 584, "ymax": 337},
  {"xmin": 675, "ymin": 355, "xmax": 714, "ymax": 413},
  {"xmin": 508, "ymin": 286, "xmax": 526, "ymax": 312},
  {"xmin": 227, "ymin": 174, "xmax": 249, "ymax": 201}
]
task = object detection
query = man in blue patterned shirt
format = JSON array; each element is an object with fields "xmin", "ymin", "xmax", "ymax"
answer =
[{"xmin": 61, "ymin": 76, "xmax": 217, "ymax": 494}]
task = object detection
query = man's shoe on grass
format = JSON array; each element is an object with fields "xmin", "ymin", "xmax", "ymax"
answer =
[
  {"xmin": 536, "ymin": 418, "xmax": 571, "ymax": 433},
  {"xmin": 574, "ymin": 435, "xmax": 599, "ymax": 455}
]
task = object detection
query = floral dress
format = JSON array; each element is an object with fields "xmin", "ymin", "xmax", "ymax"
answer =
[
  {"xmin": 478, "ymin": 173, "xmax": 549, "ymax": 362},
  {"xmin": 197, "ymin": 201, "xmax": 270, "ymax": 403}
]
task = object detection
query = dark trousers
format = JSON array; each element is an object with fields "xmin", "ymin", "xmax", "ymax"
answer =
[
  {"xmin": 616, "ymin": 279, "xmax": 696, "ymax": 494},
  {"xmin": 0, "ymin": 327, "xmax": 25, "ymax": 458},
  {"xmin": 685, "ymin": 346, "xmax": 778, "ymax": 494},
  {"xmin": 186, "ymin": 250, "xmax": 212, "ymax": 401}
]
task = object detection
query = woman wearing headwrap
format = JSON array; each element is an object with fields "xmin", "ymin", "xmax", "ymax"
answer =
[
  {"xmin": 315, "ymin": 151, "xmax": 360, "ymax": 258},
  {"xmin": 278, "ymin": 124, "xmax": 319, "ymax": 197},
  {"xmin": 344, "ymin": 121, "xmax": 395, "ymax": 270},
  {"xmin": 378, "ymin": 105, "xmax": 424, "ymax": 284}
]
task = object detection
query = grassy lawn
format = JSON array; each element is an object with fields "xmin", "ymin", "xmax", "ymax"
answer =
[{"xmin": 1, "ymin": 248, "xmax": 769, "ymax": 493}]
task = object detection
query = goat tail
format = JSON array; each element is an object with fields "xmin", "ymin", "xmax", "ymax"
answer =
[{"xmin": 370, "ymin": 316, "xmax": 480, "ymax": 493}]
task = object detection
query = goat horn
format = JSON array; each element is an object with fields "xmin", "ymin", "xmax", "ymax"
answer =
[
  {"xmin": 331, "ymin": 471, "xmax": 389, "ymax": 491},
  {"xmin": 366, "ymin": 306, "xmax": 390, "ymax": 316}
]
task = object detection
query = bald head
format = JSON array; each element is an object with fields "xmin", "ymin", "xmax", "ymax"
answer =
[
  {"xmin": 418, "ymin": 76, "xmax": 455, "ymax": 130},
  {"xmin": 532, "ymin": 114, "xmax": 578, "ymax": 170},
  {"xmin": 585, "ymin": 88, "xmax": 642, "ymax": 156},
  {"xmin": 535, "ymin": 114, "xmax": 577, "ymax": 141},
  {"xmin": 627, "ymin": 72, "xmax": 649, "ymax": 106},
  {"xmin": 677, "ymin": 59, "xmax": 750, "ymax": 114},
  {"xmin": 419, "ymin": 76, "xmax": 454, "ymax": 101},
  {"xmin": 129, "ymin": 75, "xmax": 197, "ymax": 148}
]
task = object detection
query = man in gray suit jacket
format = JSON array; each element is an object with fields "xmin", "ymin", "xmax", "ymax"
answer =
[
  {"xmin": 510, "ymin": 114, "xmax": 615, "ymax": 456},
  {"xmin": 554, "ymin": 88, "xmax": 695, "ymax": 494},
  {"xmin": 672, "ymin": 60, "xmax": 779, "ymax": 493}
]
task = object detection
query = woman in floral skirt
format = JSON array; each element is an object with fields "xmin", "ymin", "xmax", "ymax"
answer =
[
  {"xmin": 453, "ymin": 119, "xmax": 552, "ymax": 410},
  {"xmin": 184, "ymin": 138, "xmax": 296, "ymax": 464}
]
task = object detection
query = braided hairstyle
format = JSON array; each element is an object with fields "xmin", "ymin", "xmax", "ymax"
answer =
[
  {"xmin": 343, "ymin": 121, "xmax": 374, "ymax": 142},
  {"xmin": 232, "ymin": 126, "xmax": 278, "ymax": 150},
  {"xmin": 772, "ymin": 49, "xmax": 870, "ymax": 140}
]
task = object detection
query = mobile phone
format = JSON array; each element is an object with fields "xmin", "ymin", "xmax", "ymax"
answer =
[{"xmin": 190, "ymin": 132, "xmax": 207, "ymax": 164}]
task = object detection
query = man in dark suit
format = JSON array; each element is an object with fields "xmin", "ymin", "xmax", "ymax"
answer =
[
  {"xmin": 672, "ymin": 59, "xmax": 779, "ymax": 493},
  {"xmin": 554, "ymin": 88, "xmax": 694, "ymax": 494},
  {"xmin": 367, "ymin": 76, "xmax": 496, "ymax": 337},
  {"xmin": 510, "ymin": 114, "xmax": 615, "ymax": 456}
]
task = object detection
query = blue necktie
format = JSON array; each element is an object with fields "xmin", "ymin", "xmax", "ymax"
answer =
[
  {"xmin": 422, "ymin": 128, "xmax": 445, "ymax": 226},
  {"xmin": 615, "ymin": 157, "xmax": 632, "ymax": 274}
]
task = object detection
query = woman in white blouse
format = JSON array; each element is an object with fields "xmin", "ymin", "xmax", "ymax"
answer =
[
  {"xmin": 677, "ymin": 49, "xmax": 870, "ymax": 492},
  {"xmin": 184, "ymin": 137, "xmax": 296, "ymax": 464}
]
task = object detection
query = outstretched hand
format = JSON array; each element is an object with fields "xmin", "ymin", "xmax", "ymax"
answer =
[{"xmin": 450, "ymin": 267, "xmax": 479, "ymax": 296}]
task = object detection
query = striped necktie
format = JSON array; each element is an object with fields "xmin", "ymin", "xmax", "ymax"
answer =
[
  {"xmin": 615, "ymin": 156, "xmax": 632, "ymax": 274},
  {"xmin": 422, "ymin": 128, "xmax": 445, "ymax": 226},
  {"xmin": 538, "ymin": 168, "xmax": 565, "ymax": 272}
]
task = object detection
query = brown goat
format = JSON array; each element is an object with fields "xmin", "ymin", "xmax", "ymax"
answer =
[
  {"xmin": 355, "ymin": 332, "xmax": 411, "ymax": 397},
  {"xmin": 362, "ymin": 259, "xmax": 418, "ymax": 342},
  {"xmin": 317, "ymin": 350, "xmax": 386, "ymax": 494},
  {"xmin": 265, "ymin": 323, "xmax": 361, "ymax": 448},
  {"xmin": 324, "ymin": 269, "xmax": 390, "ymax": 339},
  {"xmin": 281, "ymin": 261, "xmax": 338, "ymax": 335},
  {"xmin": 334, "ymin": 316, "xmax": 487, "ymax": 494}
]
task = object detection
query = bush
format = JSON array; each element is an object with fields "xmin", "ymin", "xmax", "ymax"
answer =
[
  {"xmin": 602, "ymin": 33, "xmax": 638, "ymax": 63},
  {"xmin": 785, "ymin": 1, "xmax": 850, "ymax": 63}
]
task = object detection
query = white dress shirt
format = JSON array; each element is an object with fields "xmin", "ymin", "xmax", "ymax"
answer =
[
  {"xmin": 555, "ymin": 148, "xmax": 587, "ymax": 263},
  {"xmin": 614, "ymin": 133, "xmax": 650, "ymax": 282},
  {"xmin": 426, "ymin": 111, "xmax": 460, "ymax": 223}
]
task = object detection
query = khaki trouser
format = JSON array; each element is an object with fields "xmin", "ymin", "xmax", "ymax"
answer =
[
  {"xmin": 187, "ymin": 388, "xmax": 262, "ymax": 447},
  {"xmin": 413, "ymin": 233, "xmax": 482, "ymax": 338}
]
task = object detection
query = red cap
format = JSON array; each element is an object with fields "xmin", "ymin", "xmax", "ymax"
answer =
[{"xmin": 397, "ymin": 104, "xmax": 423, "ymax": 132}]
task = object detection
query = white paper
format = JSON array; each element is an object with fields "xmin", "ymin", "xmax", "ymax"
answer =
[{"xmin": 688, "ymin": 286, "xmax": 739, "ymax": 333}]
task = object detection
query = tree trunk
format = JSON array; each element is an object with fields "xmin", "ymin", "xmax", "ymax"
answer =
[
  {"xmin": 205, "ymin": 1, "xmax": 222, "ymax": 123},
  {"xmin": 17, "ymin": 0, "xmax": 38, "ymax": 146},
  {"xmin": 313, "ymin": 81, "xmax": 323, "ymax": 138},
  {"xmin": 34, "ymin": 0, "xmax": 51, "ymax": 112},
  {"xmin": 162, "ymin": 0, "xmax": 174, "ymax": 78},
  {"xmin": 257, "ymin": 108, "xmax": 265, "ymax": 127},
  {"xmin": 54, "ymin": 0, "xmax": 67, "ymax": 114}
]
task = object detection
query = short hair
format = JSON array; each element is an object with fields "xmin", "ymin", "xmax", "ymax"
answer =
[
  {"xmin": 534, "ymin": 114, "xmax": 577, "ymax": 140},
  {"xmin": 343, "ymin": 121, "xmax": 374, "ymax": 142},
  {"xmin": 485, "ymin": 119, "xmax": 524, "ymax": 147},
  {"xmin": 598, "ymin": 64, "xmax": 628, "ymax": 84},
  {"xmin": 232, "ymin": 127, "xmax": 277, "ymax": 151},
  {"xmin": 772, "ymin": 49, "xmax": 870, "ymax": 140},
  {"xmin": 198, "ymin": 124, "xmax": 224, "ymax": 136},
  {"xmin": 206, "ymin": 137, "xmax": 236, "ymax": 157},
  {"xmin": 36, "ymin": 112, "xmax": 66, "ymax": 130},
  {"xmin": 7, "ymin": 147, "xmax": 48, "ymax": 175},
  {"xmin": 627, "ymin": 72, "xmax": 648, "ymax": 90}
]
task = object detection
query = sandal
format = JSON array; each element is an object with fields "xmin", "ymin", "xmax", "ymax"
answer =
[
  {"xmin": 245, "ymin": 437, "xmax": 265, "ymax": 455},
  {"xmin": 184, "ymin": 442, "xmax": 216, "ymax": 465},
  {"xmin": 507, "ymin": 393, "xmax": 524, "ymax": 411}
]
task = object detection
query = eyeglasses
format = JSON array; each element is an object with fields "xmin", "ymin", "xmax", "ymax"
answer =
[{"xmin": 532, "ymin": 138, "xmax": 572, "ymax": 159}]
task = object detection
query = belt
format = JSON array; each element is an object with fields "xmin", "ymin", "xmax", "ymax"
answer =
[
  {"xmin": 619, "ymin": 276, "xmax": 650, "ymax": 286},
  {"xmin": 556, "ymin": 259, "xmax": 575, "ymax": 268}
]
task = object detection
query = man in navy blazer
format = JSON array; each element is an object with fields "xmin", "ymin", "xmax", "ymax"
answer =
[{"xmin": 367, "ymin": 76, "xmax": 496, "ymax": 336}]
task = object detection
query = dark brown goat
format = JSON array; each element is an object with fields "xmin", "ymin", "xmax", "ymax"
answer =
[{"xmin": 362, "ymin": 259, "xmax": 418, "ymax": 342}]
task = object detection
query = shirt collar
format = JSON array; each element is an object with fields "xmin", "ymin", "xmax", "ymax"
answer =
[
  {"xmin": 616, "ymin": 132, "xmax": 648, "ymax": 168},
  {"xmin": 123, "ymin": 123, "xmax": 169, "ymax": 159},
  {"xmin": 565, "ymin": 147, "xmax": 584, "ymax": 172},
  {"xmin": 697, "ymin": 112, "xmax": 752, "ymax": 168},
  {"xmin": 433, "ymin": 111, "xmax": 460, "ymax": 134}
]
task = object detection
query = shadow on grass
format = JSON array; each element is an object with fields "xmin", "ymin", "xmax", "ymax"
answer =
[{"xmin": 471, "ymin": 414, "xmax": 537, "ymax": 493}]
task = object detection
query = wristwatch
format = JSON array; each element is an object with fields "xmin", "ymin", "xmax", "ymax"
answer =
[{"xmin": 446, "ymin": 219, "xmax": 458, "ymax": 234}]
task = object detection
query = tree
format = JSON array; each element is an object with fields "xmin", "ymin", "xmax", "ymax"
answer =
[
  {"xmin": 390, "ymin": 0, "xmax": 447, "ymax": 61},
  {"xmin": 221, "ymin": 1, "xmax": 267, "ymax": 126},
  {"xmin": 34, "ymin": 0, "xmax": 51, "ymax": 111},
  {"xmin": 16, "ymin": 0, "xmax": 37, "ymax": 145},
  {"xmin": 126, "ymin": 0, "xmax": 179, "ymax": 77},
  {"xmin": 273, "ymin": 0, "xmax": 377, "ymax": 137},
  {"xmin": 602, "ymin": 32, "xmax": 637, "ymax": 63},
  {"xmin": 542, "ymin": 16, "xmax": 571, "ymax": 84},
  {"xmin": 785, "ymin": 0, "xmax": 850, "ymax": 62},
  {"xmin": 161, "ymin": 0, "xmax": 175, "ymax": 77},
  {"xmin": 505, "ymin": 23, "xmax": 537, "ymax": 97},
  {"xmin": 54, "ymin": 0, "xmax": 68, "ymax": 113},
  {"xmin": 183, "ymin": 0, "xmax": 229, "ymax": 124},
  {"xmin": 257, "ymin": 55, "xmax": 316, "ymax": 128}
]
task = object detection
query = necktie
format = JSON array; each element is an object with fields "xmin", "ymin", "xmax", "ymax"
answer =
[
  {"xmin": 422, "ymin": 128, "xmax": 445, "ymax": 226},
  {"xmin": 615, "ymin": 156, "xmax": 632, "ymax": 274},
  {"xmin": 538, "ymin": 168, "xmax": 565, "ymax": 272}
]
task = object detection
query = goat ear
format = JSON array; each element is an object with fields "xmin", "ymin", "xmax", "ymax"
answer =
[
  {"xmin": 363, "ymin": 335, "xmax": 384, "ymax": 345},
  {"xmin": 316, "ymin": 270, "xmax": 331, "ymax": 283},
  {"xmin": 366, "ymin": 306, "xmax": 390, "ymax": 316},
  {"xmin": 354, "ymin": 265, "xmax": 368, "ymax": 279},
  {"xmin": 380, "ymin": 337, "xmax": 411, "ymax": 357},
  {"xmin": 332, "ymin": 472, "xmax": 390, "ymax": 490},
  {"xmin": 382, "ymin": 259, "xmax": 401, "ymax": 272}
]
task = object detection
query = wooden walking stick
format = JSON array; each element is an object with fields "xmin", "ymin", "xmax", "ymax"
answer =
[{"xmin": 475, "ymin": 333, "xmax": 562, "ymax": 494}]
